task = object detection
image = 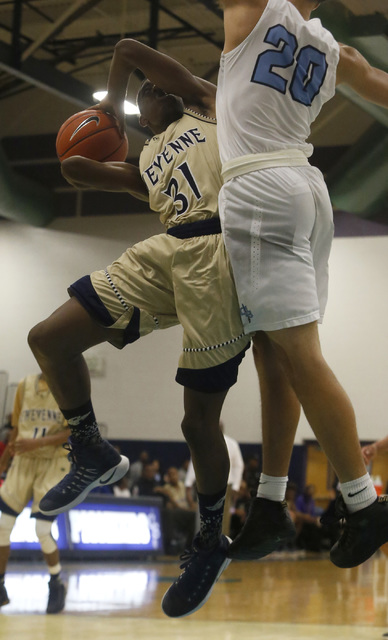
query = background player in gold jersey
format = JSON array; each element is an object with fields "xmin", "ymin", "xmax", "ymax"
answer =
[
  {"xmin": 28, "ymin": 38, "xmax": 251, "ymax": 618},
  {"xmin": 0, "ymin": 372, "xmax": 70, "ymax": 613}
]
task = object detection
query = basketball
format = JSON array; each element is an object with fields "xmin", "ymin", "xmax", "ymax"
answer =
[{"xmin": 56, "ymin": 109, "xmax": 128, "ymax": 162}]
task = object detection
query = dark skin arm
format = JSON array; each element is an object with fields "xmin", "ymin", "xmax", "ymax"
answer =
[
  {"xmin": 96, "ymin": 38, "xmax": 217, "ymax": 132},
  {"xmin": 62, "ymin": 39, "xmax": 217, "ymax": 197},
  {"xmin": 61, "ymin": 156, "xmax": 149, "ymax": 200}
]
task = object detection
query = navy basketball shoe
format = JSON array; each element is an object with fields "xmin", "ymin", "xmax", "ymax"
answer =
[
  {"xmin": 39, "ymin": 438, "xmax": 129, "ymax": 516},
  {"xmin": 0, "ymin": 580, "xmax": 9, "ymax": 607},
  {"xmin": 227, "ymin": 497, "xmax": 296, "ymax": 560},
  {"xmin": 46, "ymin": 576, "xmax": 66, "ymax": 614},
  {"xmin": 162, "ymin": 534, "xmax": 231, "ymax": 618}
]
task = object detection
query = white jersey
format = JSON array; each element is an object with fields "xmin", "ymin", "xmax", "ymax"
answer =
[{"xmin": 216, "ymin": 0, "xmax": 339, "ymax": 163}]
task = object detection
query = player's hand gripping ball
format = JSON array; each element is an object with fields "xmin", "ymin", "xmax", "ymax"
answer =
[{"xmin": 56, "ymin": 109, "xmax": 128, "ymax": 162}]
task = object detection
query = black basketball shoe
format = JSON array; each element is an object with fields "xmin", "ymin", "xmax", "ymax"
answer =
[
  {"xmin": 0, "ymin": 580, "xmax": 10, "ymax": 607},
  {"xmin": 227, "ymin": 497, "xmax": 296, "ymax": 560},
  {"xmin": 328, "ymin": 495, "xmax": 388, "ymax": 568},
  {"xmin": 162, "ymin": 534, "xmax": 231, "ymax": 618},
  {"xmin": 46, "ymin": 577, "xmax": 66, "ymax": 614},
  {"xmin": 39, "ymin": 438, "xmax": 129, "ymax": 516}
]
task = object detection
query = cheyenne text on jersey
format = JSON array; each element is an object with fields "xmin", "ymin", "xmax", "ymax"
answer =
[{"xmin": 142, "ymin": 127, "xmax": 206, "ymax": 187}]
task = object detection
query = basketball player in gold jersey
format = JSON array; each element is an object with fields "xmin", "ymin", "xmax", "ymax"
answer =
[
  {"xmin": 28, "ymin": 38, "xmax": 251, "ymax": 618},
  {"xmin": 0, "ymin": 373, "xmax": 70, "ymax": 613}
]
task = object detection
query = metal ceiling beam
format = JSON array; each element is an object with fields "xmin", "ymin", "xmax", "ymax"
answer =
[
  {"xmin": 0, "ymin": 40, "xmax": 94, "ymax": 107},
  {"xmin": 327, "ymin": 123, "xmax": 388, "ymax": 217},
  {"xmin": 316, "ymin": 2, "xmax": 388, "ymax": 72},
  {"xmin": 145, "ymin": 0, "xmax": 223, "ymax": 49},
  {"xmin": 194, "ymin": 0, "xmax": 223, "ymax": 20},
  {"xmin": 21, "ymin": 0, "xmax": 104, "ymax": 62},
  {"xmin": 149, "ymin": 0, "xmax": 159, "ymax": 50},
  {"xmin": 0, "ymin": 143, "xmax": 56, "ymax": 226}
]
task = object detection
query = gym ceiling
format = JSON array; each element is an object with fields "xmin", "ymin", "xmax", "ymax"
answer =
[{"xmin": 0, "ymin": 0, "xmax": 387, "ymax": 226}]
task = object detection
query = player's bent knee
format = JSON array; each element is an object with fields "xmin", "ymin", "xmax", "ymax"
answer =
[
  {"xmin": 0, "ymin": 513, "xmax": 17, "ymax": 546},
  {"xmin": 28, "ymin": 321, "xmax": 50, "ymax": 357},
  {"xmin": 35, "ymin": 519, "xmax": 58, "ymax": 554}
]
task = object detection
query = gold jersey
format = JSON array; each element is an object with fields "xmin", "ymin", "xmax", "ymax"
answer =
[
  {"xmin": 13, "ymin": 374, "xmax": 68, "ymax": 459},
  {"xmin": 139, "ymin": 110, "xmax": 221, "ymax": 230}
]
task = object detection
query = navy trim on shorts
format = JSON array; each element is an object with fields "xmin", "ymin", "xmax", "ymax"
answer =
[
  {"xmin": 176, "ymin": 343, "xmax": 250, "ymax": 393},
  {"xmin": 0, "ymin": 496, "xmax": 19, "ymax": 517},
  {"xmin": 122, "ymin": 306, "xmax": 141, "ymax": 345},
  {"xmin": 69, "ymin": 274, "xmax": 141, "ymax": 347},
  {"xmin": 31, "ymin": 511, "xmax": 56, "ymax": 522},
  {"xmin": 69, "ymin": 275, "xmax": 116, "ymax": 327},
  {"xmin": 167, "ymin": 218, "xmax": 221, "ymax": 239}
]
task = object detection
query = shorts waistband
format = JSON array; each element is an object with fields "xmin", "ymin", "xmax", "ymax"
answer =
[
  {"xmin": 167, "ymin": 217, "xmax": 221, "ymax": 239},
  {"xmin": 221, "ymin": 149, "xmax": 309, "ymax": 182}
]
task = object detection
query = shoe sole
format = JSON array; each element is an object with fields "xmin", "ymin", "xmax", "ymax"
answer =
[
  {"xmin": 331, "ymin": 535, "xmax": 388, "ymax": 569},
  {"xmin": 40, "ymin": 455, "xmax": 130, "ymax": 516},
  {"xmin": 161, "ymin": 537, "xmax": 232, "ymax": 618},
  {"xmin": 227, "ymin": 531, "xmax": 295, "ymax": 561}
]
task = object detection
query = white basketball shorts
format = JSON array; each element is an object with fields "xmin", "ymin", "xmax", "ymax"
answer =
[{"xmin": 219, "ymin": 165, "xmax": 334, "ymax": 333}]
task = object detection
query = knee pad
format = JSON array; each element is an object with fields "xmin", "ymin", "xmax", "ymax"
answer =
[
  {"xmin": 35, "ymin": 519, "xmax": 57, "ymax": 555},
  {"xmin": 0, "ymin": 513, "xmax": 16, "ymax": 546}
]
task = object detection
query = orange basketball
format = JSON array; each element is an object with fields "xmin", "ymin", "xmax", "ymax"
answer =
[{"xmin": 56, "ymin": 109, "xmax": 128, "ymax": 162}]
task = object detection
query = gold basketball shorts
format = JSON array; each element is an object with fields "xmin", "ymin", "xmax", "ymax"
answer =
[
  {"xmin": 0, "ymin": 455, "xmax": 71, "ymax": 519},
  {"xmin": 69, "ymin": 218, "xmax": 251, "ymax": 392}
]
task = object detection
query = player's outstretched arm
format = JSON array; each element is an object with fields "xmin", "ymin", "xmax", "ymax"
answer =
[
  {"xmin": 220, "ymin": 0, "xmax": 267, "ymax": 53},
  {"xmin": 361, "ymin": 435, "xmax": 388, "ymax": 465},
  {"xmin": 337, "ymin": 44, "xmax": 388, "ymax": 108},
  {"xmin": 99, "ymin": 38, "xmax": 216, "ymax": 128},
  {"xmin": 61, "ymin": 156, "xmax": 149, "ymax": 201}
]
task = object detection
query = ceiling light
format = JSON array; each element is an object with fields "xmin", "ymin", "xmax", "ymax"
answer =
[{"xmin": 93, "ymin": 91, "xmax": 140, "ymax": 115}]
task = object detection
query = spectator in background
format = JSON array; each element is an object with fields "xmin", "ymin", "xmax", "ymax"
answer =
[
  {"xmin": 295, "ymin": 484, "xmax": 323, "ymax": 518},
  {"xmin": 157, "ymin": 466, "xmax": 196, "ymax": 554},
  {"xmin": 132, "ymin": 462, "xmax": 161, "ymax": 498},
  {"xmin": 185, "ymin": 422, "xmax": 244, "ymax": 536},
  {"xmin": 178, "ymin": 459, "xmax": 190, "ymax": 483},
  {"xmin": 128, "ymin": 450, "xmax": 150, "ymax": 490},
  {"xmin": 112, "ymin": 476, "xmax": 131, "ymax": 498},
  {"xmin": 285, "ymin": 482, "xmax": 322, "ymax": 552},
  {"xmin": 229, "ymin": 480, "xmax": 252, "ymax": 540},
  {"xmin": 152, "ymin": 459, "xmax": 162, "ymax": 485},
  {"xmin": 243, "ymin": 454, "xmax": 261, "ymax": 495}
]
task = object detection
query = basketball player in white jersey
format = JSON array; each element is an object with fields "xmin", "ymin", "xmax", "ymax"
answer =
[
  {"xmin": 217, "ymin": 0, "xmax": 388, "ymax": 568},
  {"xmin": 0, "ymin": 373, "xmax": 70, "ymax": 613},
  {"xmin": 28, "ymin": 38, "xmax": 251, "ymax": 618}
]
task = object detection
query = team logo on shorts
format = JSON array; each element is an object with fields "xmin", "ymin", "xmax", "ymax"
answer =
[{"xmin": 240, "ymin": 304, "xmax": 253, "ymax": 323}]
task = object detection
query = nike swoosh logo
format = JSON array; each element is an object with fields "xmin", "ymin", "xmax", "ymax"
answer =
[
  {"xmin": 70, "ymin": 115, "xmax": 100, "ymax": 141},
  {"xmin": 348, "ymin": 486, "xmax": 368, "ymax": 498},
  {"xmin": 206, "ymin": 497, "xmax": 225, "ymax": 511},
  {"xmin": 99, "ymin": 468, "xmax": 117, "ymax": 485},
  {"xmin": 67, "ymin": 411, "xmax": 92, "ymax": 427}
]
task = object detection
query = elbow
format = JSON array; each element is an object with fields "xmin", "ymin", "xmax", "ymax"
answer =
[
  {"xmin": 61, "ymin": 156, "xmax": 88, "ymax": 180},
  {"xmin": 114, "ymin": 38, "xmax": 142, "ymax": 65}
]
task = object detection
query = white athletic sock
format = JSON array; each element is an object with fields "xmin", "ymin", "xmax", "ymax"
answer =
[
  {"xmin": 48, "ymin": 563, "xmax": 62, "ymax": 576},
  {"xmin": 340, "ymin": 473, "xmax": 377, "ymax": 513},
  {"xmin": 257, "ymin": 473, "xmax": 288, "ymax": 502}
]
